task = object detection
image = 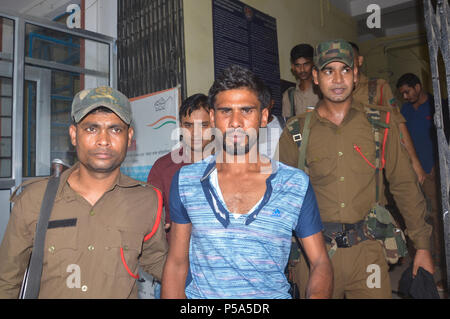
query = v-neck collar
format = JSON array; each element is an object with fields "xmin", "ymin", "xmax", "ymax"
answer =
[{"xmin": 199, "ymin": 155, "xmax": 278, "ymax": 228}]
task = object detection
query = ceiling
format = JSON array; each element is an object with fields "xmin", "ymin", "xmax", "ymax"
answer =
[
  {"xmin": 2, "ymin": 0, "xmax": 426, "ymax": 43},
  {"xmin": 2, "ymin": 0, "xmax": 80, "ymax": 20},
  {"xmin": 329, "ymin": 0, "xmax": 426, "ymax": 42}
]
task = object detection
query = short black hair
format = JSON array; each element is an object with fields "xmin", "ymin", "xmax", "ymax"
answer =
[
  {"xmin": 348, "ymin": 41, "xmax": 360, "ymax": 55},
  {"xmin": 396, "ymin": 73, "xmax": 421, "ymax": 89},
  {"xmin": 179, "ymin": 93, "xmax": 211, "ymax": 119},
  {"xmin": 290, "ymin": 43, "xmax": 314, "ymax": 63},
  {"xmin": 208, "ymin": 64, "xmax": 271, "ymax": 110}
]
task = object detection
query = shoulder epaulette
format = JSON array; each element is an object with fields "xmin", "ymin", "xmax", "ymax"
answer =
[{"xmin": 10, "ymin": 177, "xmax": 49, "ymax": 202}]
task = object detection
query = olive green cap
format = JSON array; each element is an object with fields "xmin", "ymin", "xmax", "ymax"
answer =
[
  {"xmin": 314, "ymin": 39, "xmax": 354, "ymax": 70},
  {"xmin": 71, "ymin": 86, "xmax": 132, "ymax": 124}
]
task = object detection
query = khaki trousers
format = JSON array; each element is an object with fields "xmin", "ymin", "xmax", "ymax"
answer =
[{"xmin": 292, "ymin": 240, "xmax": 392, "ymax": 298}]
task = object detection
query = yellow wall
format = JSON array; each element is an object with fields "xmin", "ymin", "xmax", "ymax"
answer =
[
  {"xmin": 359, "ymin": 32, "xmax": 433, "ymax": 100},
  {"xmin": 183, "ymin": 0, "xmax": 357, "ymax": 96},
  {"xmin": 359, "ymin": 31, "xmax": 449, "ymax": 101}
]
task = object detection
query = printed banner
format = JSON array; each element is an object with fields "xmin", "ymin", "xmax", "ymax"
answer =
[{"xmin": 121, "ymin": 87, "xmax": 179, "ymax": 182}]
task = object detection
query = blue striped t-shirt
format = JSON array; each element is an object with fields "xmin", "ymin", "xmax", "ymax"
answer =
[{"xmin": 170, "ymin": 155, "xmax": 323, "ymax": 299}]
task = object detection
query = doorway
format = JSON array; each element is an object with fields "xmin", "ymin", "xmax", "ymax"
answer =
[{"xmin": 0, "ymin": 11, "xmax": 116, "ymax": 241}]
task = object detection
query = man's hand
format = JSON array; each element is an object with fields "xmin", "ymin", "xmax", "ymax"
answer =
[
  {"xmin": 413, "ymin": 249, "xmax": 434, "ymax": 277},
  {"xmin": 412, "ymin": 160, "xmax": 426, "ymax": 185}
]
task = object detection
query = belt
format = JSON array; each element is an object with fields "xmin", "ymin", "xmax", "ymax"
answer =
[{"xmin": 323, "ymin": 220, "xmax": 369, "ymax": 248}]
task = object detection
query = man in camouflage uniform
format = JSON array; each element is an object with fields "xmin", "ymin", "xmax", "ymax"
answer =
[
  {"xmin": 278, "ymin": 40, "xmax": 433, "ymax": 298},
  {"xmin": 0, "ymin": 86, "xmax": 168, "ymax": 298}
]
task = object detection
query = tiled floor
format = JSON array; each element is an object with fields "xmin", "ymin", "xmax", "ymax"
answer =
[{"xmin": 389, "ymin": 254, "xmax": 448, "ymax": 299}]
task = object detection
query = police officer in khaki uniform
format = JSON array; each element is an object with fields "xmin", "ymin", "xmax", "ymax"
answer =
[
  {"xmin": 351, "ymin": 42, "xmax": 426, "ymax": 184},
  {"xmin": 0, "ymin": 86, "xmax": 168, "ymax": 298},
  {"xmin": 278, "ymin": 40, "xmax": 433, "ymax": 298},
  {"xmin": 282, "ymin": 44, "xmax": 320, "ymax": 118}
]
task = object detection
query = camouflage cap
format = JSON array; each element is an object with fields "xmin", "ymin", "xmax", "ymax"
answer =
[
  {"xmin": 71, "ymin": 86, "xmax": 132, "ymax": 124},
  {"xmin": 314, "ymin": 39, "xmax": 354, "ymax": 70}
]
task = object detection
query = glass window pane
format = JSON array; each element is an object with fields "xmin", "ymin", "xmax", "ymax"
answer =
[
  {"xmin": 0, "ymin": 118, "xmax": 11, "ymax": 137},
  {"xmin": 0, "ymin": 97, "xmax": 12, "ymax": 116},
  {"xmin": 23, "ymin": 81, "xmax": 37, "ymax": 177},
  {"xmin": 0, "ymin": 17, "xmax": 13, "ymax": 178},
  {"xmin": 0, "ymin": 159, "xmax": 11, "ymax": 178},
  {"xmin": 0, "ymin": 17, "xmax": 14, "ymax": 62},
  {"xmin": 50, "ymin": 70, "xmax": 78, "ymax": 169},
  {"xmin": 25, "ymin": 23, "xmax": 110, "ymax": 75},
  {"xmin": 0, "ymin": 77, "xmax": 12, "ymax": 96},
  {"xmin": 0, "ymin": 137, "xmax": 11, "ymax": 157}
]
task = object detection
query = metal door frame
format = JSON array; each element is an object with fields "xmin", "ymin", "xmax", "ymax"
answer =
[
  {"xmin": 0, "ymin": 8, "xmax": 117, "ymax": 194},
  {"xmin": 24, "ymin": 65, "xmax": 52, "ymax": 176},
  {"xmin": 423, "ymin": 0, "xmax": 450, "ymax": 290}
]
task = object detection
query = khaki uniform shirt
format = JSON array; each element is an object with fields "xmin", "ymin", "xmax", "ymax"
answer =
[
  {"xmin": 353, "ymin": 73, "xmax": 405, "ymax": 123},
  {"xmin": 0, "ymin": 163, "xmax": 168, "ymax": 299},
  {"xmin": 277, "ymin": 102, "xmax": 431, "ymax": 251},
  {"xmin": 282, "ymin": 80, "xmax": 320, "ymax": 117}
]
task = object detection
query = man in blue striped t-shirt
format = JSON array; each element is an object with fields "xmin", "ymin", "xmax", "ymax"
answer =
[{"xmin": 161, "ymin": 65, "xmax": 333, "ymax": 299}]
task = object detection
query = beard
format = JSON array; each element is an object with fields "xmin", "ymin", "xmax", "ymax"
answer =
[{"xmin": 222, "ymin": 129, "xmax": 258, "ymax": 156}]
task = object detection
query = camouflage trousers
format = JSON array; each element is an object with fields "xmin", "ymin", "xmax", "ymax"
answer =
[{"xmin": 291, "ymin": 239, "xmax": 392, "ymax": 298}]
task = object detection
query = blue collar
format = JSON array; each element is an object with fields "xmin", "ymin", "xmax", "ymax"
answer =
[{"xmin": 200, "ymin": 155, "xmax": 278, "ymax": 228}]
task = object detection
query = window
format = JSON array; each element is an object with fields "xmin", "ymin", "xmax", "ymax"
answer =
[
  {"xmin": 117, "ymin": 0, "xmax": 186, "ymax": 99},
  {"xmin": 0, "ymin": 17, "xmax": 14, "ymax": 178}
]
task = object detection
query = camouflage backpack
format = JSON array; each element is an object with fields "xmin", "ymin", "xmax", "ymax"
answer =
[{"xmin": 362, "ymin": 107, "xmax": 408, "ymax": 264}]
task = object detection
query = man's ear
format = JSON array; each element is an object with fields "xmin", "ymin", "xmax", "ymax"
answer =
[
  {"xmin": 358, "ymin": 55, "xmax": 364, "ymax": 68},
  {"xmin": 260, "ymin": 107, "xmax": 269, "ymax": 128},
  {"xmin": 290, "ymin": 63, "xmax": 297, "ymax": 77},
  {"xmin": 415, "ymin": 83, "xmax": 422, "ymax": 93},
  {"xmin": 312, "ymin": 67, "xmax": 319, "ymax": 85},
  {"xmin": 69, "ymin": 124, "xmax": 77, "ymax": 147},
  {"xmin": 209, "ymin": 108, "xmax": 216, "ymax": 128},
  {"xmin": 127, "ymin": 126, "xmax": 134, "ymax": 148}
]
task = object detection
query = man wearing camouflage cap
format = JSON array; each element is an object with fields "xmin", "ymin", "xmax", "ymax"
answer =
[
  {"xmin": 0, "ymin": 86, "xmax": 168, "ymax": 298},
  {"xmin": 277, "ymin": 40, "xmax": 434, "ymax": 298}
]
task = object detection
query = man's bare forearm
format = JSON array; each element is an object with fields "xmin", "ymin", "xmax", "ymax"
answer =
[
  {"xmin": 306, "ymin": 256, "xmax": 333, "ymax": 298},
  {"xmin": 161, "ymin": 260, "xmax": 188, "ymax": 299}
]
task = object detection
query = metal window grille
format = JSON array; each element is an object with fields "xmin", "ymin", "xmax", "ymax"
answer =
[{"xmin": 117, "ymin": 0, "xmax": 186, "ymax": 99}]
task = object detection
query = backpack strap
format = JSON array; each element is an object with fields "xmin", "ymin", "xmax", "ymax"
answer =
[
  {"xmin": 298, "ymin": 112, "xmax": 313, "ymax": 171},
  {"xmin": 22, "ymin": 176, "xmax": 61, "ymax": 299},
  {"xmin": 363, "ymin": 107, "xmax": 390, "ymax": 202},
  {"xmin": 288, "ymin": 87, "xmax": 296, "ymax": 117},
  {"xmin": 286, "ymin": 117, "xmax": 303, "ymax": 147},
  {"xmin": 285, "ymin": 111, "xmax": 313, "ymax": 171},
  {"xmin": 368, "ymin": 78, "xmax": 378, "ymax": 105}
]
